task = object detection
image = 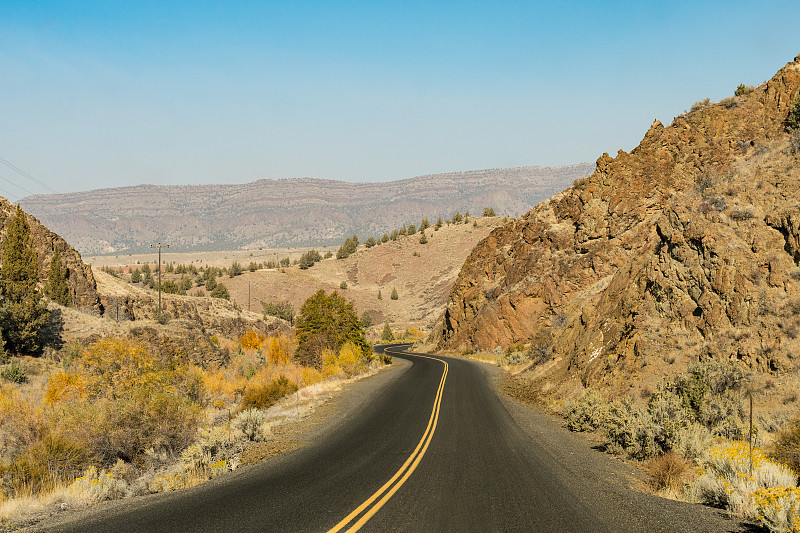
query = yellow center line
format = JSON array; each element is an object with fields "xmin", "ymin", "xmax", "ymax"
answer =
[{"xmin": 327, "ymin": 347, "xmax": 448, "ymax": 533}]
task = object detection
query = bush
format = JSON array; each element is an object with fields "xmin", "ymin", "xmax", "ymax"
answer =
[
  {"xmin": 240, "ymin": 375, "xmax": 298, "ymax": 411},
  {"xmin": 564, "ymin": 389, "xmax": 609, "ymax": 432},
  {"xmin": 66, "ymin": 466, "xmax": 126, "ymax": 504},
  {"xmin": 692, "ymin": 441, "xmax": 797, "ymax": 518},
  {"xmin": 340, "ymin": 281, "xmax": 348, "ymax": 290},
  {"xmin": 390, "ymin": 288, "xmax": 398, "ymax": 300},
  {"xmin": 263, "ymin": 301, "xmax": 294, "ymax": 323},
  {"xmin": 787, "ymin": 94, "xmax": 800, "ymax": 131},
  {"xmin": 753, "ymin": 487, "xmax": 800, "ymax": 533},
  {"xmin": 646, "ymin": 452, "xmax": 690, "ymax": 492},
  {"xmin": 735, "ymin": 83, "xmax": 755, "ymax": 97},
  {"xmin": 1, "ymin": 359, "xmax": 28, "ymax": 383},
  {"xmin": 730, "ymin": 207, "xmax": 755, "ymax": 221},
  {"xmin": 771, "ymin": 415, "xmax": 800, "ymax": 476},
  {"xmin": 231, "ymin": 408, "xmax": 272, "ymax": 442}
]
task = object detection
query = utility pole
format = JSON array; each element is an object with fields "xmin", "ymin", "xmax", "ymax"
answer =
[{"xmin": 150, "ymin": 242, "xmax": 169, "ymax": 319}]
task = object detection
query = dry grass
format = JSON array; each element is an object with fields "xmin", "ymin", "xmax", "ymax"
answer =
[{"xmin": 646, "ymin": 452, "xmax": 692, "ymax": 494}]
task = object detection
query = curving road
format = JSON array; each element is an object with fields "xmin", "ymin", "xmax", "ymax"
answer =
[{"xmin": 43, "ymin": 345, "xmax": 740, "ymax": 532}]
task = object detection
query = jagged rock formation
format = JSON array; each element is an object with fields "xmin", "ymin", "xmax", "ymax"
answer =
[
  {"xmin": 433, "ymin": 54, "xmax": 800, "ymax": 397},
  {"xmin": 19, "ymin": 165, "xmax": 591, "ymax": 255},
  {"xmin": 0, "ymin": 197, "xmax": 102, "ymax": 313}
]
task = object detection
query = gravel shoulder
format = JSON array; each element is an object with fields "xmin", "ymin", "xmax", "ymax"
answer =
[{"xmin": 475, "ymin": 359, "xmax": 749, "ymax": 533}]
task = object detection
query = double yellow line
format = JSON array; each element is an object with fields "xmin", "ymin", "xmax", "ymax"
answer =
[{"xmin": 327, "ymin": 349, "xmax": 448, "ymax": 533}]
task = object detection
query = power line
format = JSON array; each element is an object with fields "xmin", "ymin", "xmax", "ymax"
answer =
[
  {"xmin": 0, "ymin": 172, "xmax": 37, "ymax": 198},
  {"xmin": 0, "ymin": 156, "xmax": 60, "ymax": 195}
]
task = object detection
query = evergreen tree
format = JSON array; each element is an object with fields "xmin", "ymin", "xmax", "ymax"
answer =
[
  {"xmin": 419, "ymin": 218, "xmax": 430, "ymax": 232},
  {"xmin": 419, "ymin": 232, "xmax": 428, "ymax": 244},
  {"xmin": 0, "ymin": 206, "xmax": 50, "ymax": 354},
  {"xmin": 381, "ymin": 233, "xmax": 390, "ymax": 243},
  {"xmin": 130, "ymin": 268, "xmax": 141, "ymax": 283},
  {"xmin": 361, "ymin": 310, "xmax": 373, "ymax": 328},
  {"xmin": 391, "ymin": 287, "xmax": 399, "ymax": 300},
  {"xmin": 435, "ymin": 217, "xmax": 443, "ymax": 230},
  {"xmin": 210, "ymin": 282, "xmax": 229, "ymax": 299},
  {"xmin": 377, "ymin": 289, "xmax": 382, "ymax": 300},
  {"xmin": 407, "ymin": 224, "xmax": 416, "ymax": 235},
  {"xmin": 294, "ymin": 290, "xmax": 369, "ymax": 367},
  {"xmin": 45, "ymin": 247, "xmax": 72, "ymax": 307},
  {"xmin": 381, "ymin": 322, "xmax": 394, "ymax": 342}
]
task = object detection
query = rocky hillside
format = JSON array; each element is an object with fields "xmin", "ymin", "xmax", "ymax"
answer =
[
  {"xmin": 0, "ymin": 197, "xmax": 102, "ymax": 313},
  {"xmin": 433, "ymin": 54, "xmax": 800, "ymax": 400},
  {"xmin": 19, "ymin": 165, "xmax": 591, "ymax": 255}
]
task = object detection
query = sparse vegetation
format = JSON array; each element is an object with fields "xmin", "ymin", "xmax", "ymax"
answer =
[
  {"xmin": 391, "ymin": 287, "xmax": 398, "ymax": 300},
  {"xmin": 263, "ymin": 301, "xmax": 294, "ymax": 324}
]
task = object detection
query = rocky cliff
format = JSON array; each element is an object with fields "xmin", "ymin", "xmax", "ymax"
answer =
[
  {"xmin": 0, "ymin": 197, "xmax": 102, "ymax": 313},
  {"xmin": 433, "ymin": 54, "xmax": 800, "ymax": 398}
]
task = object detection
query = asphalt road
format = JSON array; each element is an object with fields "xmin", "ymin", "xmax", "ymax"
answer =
[{"xmin": 43, "ymin": 345, "xmax": 740, "ymax": 532}]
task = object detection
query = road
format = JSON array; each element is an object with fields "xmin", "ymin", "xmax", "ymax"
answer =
[{"xmin": 43, "ymin": 345, "xmax": 740, "ymax": 532}]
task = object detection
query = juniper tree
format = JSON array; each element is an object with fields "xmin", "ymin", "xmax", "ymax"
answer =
[
  {"xmin": 382, "ymin": 322, "xmax": 394, "ymax": 342},
  {"xmin": 45, "ymin": 247, "xmax": 72, "ymax": 307},
  {"xmin": 294, "ymin": 290, "xmax": 369, "ymax": 367},
  {"xmin": 0, "ymin": 206, "xmax": 50, "ymax": 354}
]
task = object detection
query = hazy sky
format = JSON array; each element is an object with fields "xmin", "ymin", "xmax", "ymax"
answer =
[{"xmin": 1, "ymin": 1, "xmax": 798, "ymax": 202}]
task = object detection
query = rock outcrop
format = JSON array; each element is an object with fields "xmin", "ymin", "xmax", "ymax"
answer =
[
  {"xmin": 433, "ymin": 54, "xmax": 800, "ymax": 397},
  {"xmin": 0, "ymin": 197, "xmax": 102, "ymax": 313}
]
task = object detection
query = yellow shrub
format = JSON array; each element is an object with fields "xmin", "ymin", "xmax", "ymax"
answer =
[
  {"xmin": 239, "ymin": 330, "xmax": 266, "ymax": 351},
  {"xmin": 753, "ymin": 486, "xmax": 800, "ymax": 532},
  {"xmin": 300, "ymin": 366, "xmax": 322, "ymax": 386},
  {"xmin": 321, "ymin": 342, "xmax": 366, "ymax": 377},
  {"xmin": 338, "ymin": 342, "xmax": 366, "ymax": 376},
  {"xmin": 79, "ymin": 338, "xmax": 183, "ymax": 398},
  {"xmin": 266, "ymin": 334, "xmax": 294, "ymax": 365},
  {"xmin": 45, "ymin": 371, "xmax": 87, "ymax": 405}
]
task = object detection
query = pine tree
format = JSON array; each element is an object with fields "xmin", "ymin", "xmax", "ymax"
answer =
[
  {"xmin": 391, "ymin": 287, "xmax": 399, "ymax": 300},
  {"xmin": 45, "ymin": 247, "xmax": 72, "ymax": 307},
  {"xmin": 377, "ymin": 289, "xmax": 382, "ymax": 300},
  {"xmin": 0, "ymin": 206, "xmax": 50, "ymax": 354},
  {"xmin": 419, "ymin": 232, "xmax": 428, "ymax": 244},
  {"xmin": 381, "ymin": 322, "xmax": 394, "ymax": 342},
  {"xmin": 361, "ymin": 310, "xmax": 373, "ymax": 328}
]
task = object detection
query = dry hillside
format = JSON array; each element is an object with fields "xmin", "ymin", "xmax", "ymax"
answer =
[
  {"xmin": 19, "ymin": 165, "xmax": 590, "ymax": 255},
  {"xmin": 96, "ymin": 217, "xmax": 504, "ymax": 334},
  {"xmin": 432, "ymin": 54, "xmax": 800, "ymax": 419}
]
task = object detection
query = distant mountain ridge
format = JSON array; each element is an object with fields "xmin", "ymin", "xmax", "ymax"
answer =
[{"xmin": 20, "ymin": 165, "xmax": 592, "ymax": 255}]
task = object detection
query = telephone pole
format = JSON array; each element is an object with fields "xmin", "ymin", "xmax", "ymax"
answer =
[{"xmin": 150, "ymin": 242, "xmax": 169, "ymax": 319}]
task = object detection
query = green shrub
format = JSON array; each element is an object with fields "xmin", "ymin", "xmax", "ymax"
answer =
[
  {"xmin": 787, "ymin": 94, "xmax": 800, "ymax": 131},
  {"xmin": 563, "ymin": 389, "xmax": 609, "ymax": 432},
  {"xmin": 239, "ymin": 376, "xmax": 298, "ymax": 411},
  {"xmin": 390, "ymin": 288, "xmax": 398, "ymax": 300},
  {"xmin": 1, "ymin": 359, "xmax": 28, "ymax": 383},
  {"xmin": 231, "ymin": 408, "xmax": 271, "ymax": 442},
  {"xmin": 263, "ymin": 301, "xmax": 294, "ymax": 323},
  {"xmin": 734, "ymin": 83, "xmax": 754, "ymax": 97}
]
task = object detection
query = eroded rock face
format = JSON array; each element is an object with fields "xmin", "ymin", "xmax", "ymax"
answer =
[
  {"xmin": 433, "ymin": 54, "xmax": 800, "ymax": 395},
  {"xmin": 0, "ymin": 197, "xmax": 102, "ymax": 313}
]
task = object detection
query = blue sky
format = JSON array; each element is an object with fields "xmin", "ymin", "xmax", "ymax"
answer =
[{"xmin": 1, "ymin": 1, "xmax": 798, "ymax": 201}]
